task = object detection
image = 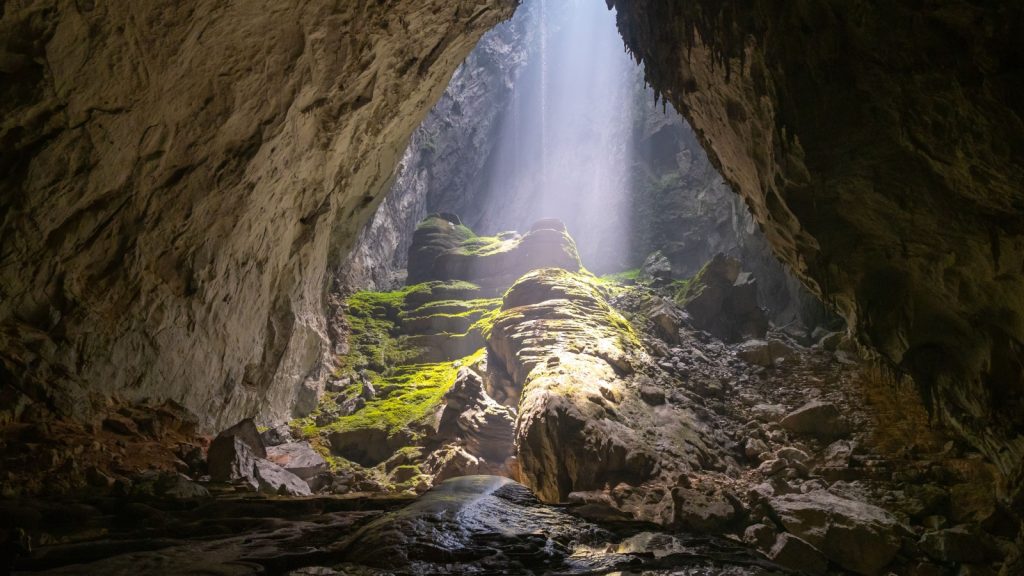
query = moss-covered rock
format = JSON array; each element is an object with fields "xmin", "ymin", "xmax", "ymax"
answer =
[
  {"xmin": 487, "ymin": 268, "xmax": 720, "ymax": 503},
  {"xmin": 406, "ymin": 215, "xmax": 582, "ymax": 290}
]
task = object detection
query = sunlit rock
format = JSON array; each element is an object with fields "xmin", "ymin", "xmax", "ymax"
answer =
[
  {"xmin": 407, "ymin": 214, "xmax": 582, "ymax": 290},
  {"xmin": 488, "ymin": 268, "xmax": 719, "ymax": 503}
]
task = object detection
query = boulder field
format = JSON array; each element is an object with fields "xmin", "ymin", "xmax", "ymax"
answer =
[{"xmin": 4, "ymin": 216, "xmax": 1019, "ymax": 574}]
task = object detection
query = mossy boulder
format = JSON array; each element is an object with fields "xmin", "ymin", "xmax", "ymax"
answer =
[
  {"xmin": 406, "ymin": 215, "xmax": 582, "ymax": 290},
  {"xmin": 486, "ymin": 268, "xmax": 720, "ymax": 503}
]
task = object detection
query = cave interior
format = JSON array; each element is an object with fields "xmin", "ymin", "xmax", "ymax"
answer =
[{"xmin": 1, "ymin": 0, "xmax": 1023, "ymax": 574}]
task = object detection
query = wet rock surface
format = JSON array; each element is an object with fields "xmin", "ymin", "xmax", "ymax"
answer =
[{"xmin": 4, "ymin": 476, "xmax": 790, "ymax": 575}]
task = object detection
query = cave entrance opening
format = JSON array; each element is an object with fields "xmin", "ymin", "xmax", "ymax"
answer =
[{"xmin": 301, "ymin": 0, "xmax": 845, "ymax": 500}]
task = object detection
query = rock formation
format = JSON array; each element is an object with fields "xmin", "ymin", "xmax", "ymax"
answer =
[
  {"xmin": 0, "ymin": 0, "xmax": 517, "ymax": 431},
  {"xmin": 610, "ymin": 0, "xmax": 1024, "ymax": 497}
]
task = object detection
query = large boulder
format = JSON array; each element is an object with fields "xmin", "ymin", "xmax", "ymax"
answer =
[
  {"xmin": 251, "ymin": 458, "xmax": 312, "ymax": 496},
  {"xmin": 770, "ymin": 490, "xmax": 908, "ymax": 575},
  {"xmin": 266, "ymin": 442, "xmax": 328, "ymax": 480},
  {"xmin": 779, "ymin": 401, "xmax": 850, "ymax": 441},
  {"xmin": 405, "ymin": 215, "xmax": 581, "ymax": 290},
  {"xmin": 675, "ymin": 254, "xmax": 768, "ymax": 343},
  {"xmin": 487, "ymin": 269, "xmax": 719, "ymax": 503},
  {"xmin": 767, "ymin": 533, "xmax": 828, "ymax": 576},
  {"xmin": 207, "ymin": 419, "xmax": 267, "ymax": 482}
]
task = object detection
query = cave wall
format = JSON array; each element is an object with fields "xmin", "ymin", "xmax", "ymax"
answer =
[
  {"xmin": 610, "ymin": 0, "xmax": 1024, "ymax": 494},
  {"xmin": 342, "ymin": 1, "xmax": 536, "ymax": 291},
  {"xmin": 0, "ymin": 0, "xmax": 516, "ymax": 430}
]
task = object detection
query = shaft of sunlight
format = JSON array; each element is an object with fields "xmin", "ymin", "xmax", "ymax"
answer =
[{"xmin": 480, "ymin": 0, "xmax": 638, "ymax": 272}]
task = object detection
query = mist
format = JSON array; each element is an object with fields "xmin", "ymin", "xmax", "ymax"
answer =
[{"xmin": 467, "ymin": 0, "xmax": 640, "ymax": 272}]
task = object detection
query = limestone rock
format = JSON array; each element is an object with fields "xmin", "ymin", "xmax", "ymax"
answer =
[
  {"xmin": 438, "ymin": 368, "xmax": 515, "ymax": 462},
  {"xmin": 920, "ymin": 526, "xmax": 1002, "ymax": 564},
  {"xmin": 406, "ymin": 215, "xmax": 582, "ymax": 290},
  {"xmin": 610, "ymin": 0, "xmax": 1024, "ymax": 495},
  {"xmin": 736, "ymin": 339, "xmax": 795, "ymax": 368},
  {"xmin": 743, "ymin": 523, "xmax": 777, "ymax": 550},
  {"xmin": 767, "ymin": 533, "xmax": 828, "ymax": 575},
  {"xmin": 770, "ymin": 490, "xmax": 907, "ymax": 574},
  {"xmin": 0, "ymin": 0, "xmax": 516, "ymax": 433},
  {"xmin": 675, "ymin": 254, "xmax": 768, "ymax": 343},
  {"xmin": 779, "ymin": 401, "xmax": 850, "ymax": 441},
  {"xmin": 207, "ymin": 437, "xmax": 257, "ymax": 484},
  {"xmin": 208, "ymin": 419, "xmax": 267, "ymax": 482},
  {"xmin": 252, "ymin": 457, "xmax": 312, "ymax": 496},
  {"xmin": 266, "ymin": 442, "xmax": 328, "ymax": 480},
  {"xmin": 488, "ymin": 269, "xmax": 718, "ymax": 503},
  {"xmin": 640, "ymin": 250, "xmax": 673, "ymax": 282},
  {"xmin": 260, "ymin": 424, "xmax": 295, "ymax": 447},
  {"xmin": 670, "ymin": 487, "xmax": 741, "ymax": 533}
]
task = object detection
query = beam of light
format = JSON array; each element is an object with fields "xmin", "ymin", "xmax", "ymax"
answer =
[{"xmin": 474, "ymin": 0, "xmax": 639, "ymax": 272}]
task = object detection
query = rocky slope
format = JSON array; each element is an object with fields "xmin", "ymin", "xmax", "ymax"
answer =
[
  {"xmin": 0, "ymin": 0, "xmax": 517, "ymax": 430},
  {"xmin": 7, "ymin": 214, "xmax": 1020, "ymax": 574},
  {"xmin": 610, "ymin": 0, "xmax": 1024, "ymax": 499}
]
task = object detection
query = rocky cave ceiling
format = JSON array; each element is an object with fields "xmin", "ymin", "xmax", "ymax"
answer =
[{"xmin": 1, "ymin": 0, "xmax": 1022, "ymax": 499}]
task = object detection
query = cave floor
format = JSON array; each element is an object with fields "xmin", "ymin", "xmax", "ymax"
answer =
[
  {"xmin": 5, "ymin": 480, "xmax": 785, "ymax": 575},
  {"xmin": 4, "ymin": 326, "xmax": 1010, "ymax": 575}
]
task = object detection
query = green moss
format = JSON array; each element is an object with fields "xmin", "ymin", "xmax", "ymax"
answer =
[
  {"xmin": 599, "ymin": 268, "xmax": 642, "ymax": 285},
  {"xmin": 306, "ymin": 349, "xmax": 487, "ymax": 443},
  {"xmin": 454, "ymin": 234, "xmax": 516, "ymax": 257}
]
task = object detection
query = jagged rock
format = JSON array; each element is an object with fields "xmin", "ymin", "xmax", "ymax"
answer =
[
  {"xmin": 743, "ymin": 523, "xmax": 778, "ymax": 550},
  {"xmin": 438, "ymin": 368, "xmax": 515, "ymax": 462},
  {"xmin": 767, "ymin": 533, "xmax": 828, "ymax": 575},
  {"xmin": 770, "ymin": 490, "xmax": 907, "ymax": 574},
  {"xmin": 750, "ymin": 403, "xmax": 787, "ymax": 422},
  {"xmin": 208, "ymin": 437, "xmax": 260, "ymax": 483},
  {"xmin": 671, "ymin": 487, "xmax": 741, "ymax": 533},
  {"xmin": 736, "ymin": 339, "xmax": 796, "ymax": 368},
  {"xmin": 266, "ymin": 442, "xmax": 328, "ymax": 480},
  {"xmin": 744, "ymin": 438, "xmax": 769, "ymax": 460},
  {"xmin": 260, "ymin": 424, "xmax": 295, "ymax": 447},
  {"xmin": 779, "ymin": 401, "xmax": 850, "ymax": 441},
  {"xmin": 423, "ymin": 445, "xmax": 484, "ymax": 482},
  {"xmin": 157, "ymin": 473, "xmax": 211, "ymax": 500},
  {"xmin": 640, "ymin": 251, "xmax": 673, "ymax": 282},
  {"xmin": 648, "ymin": 298, "xmax": 683, "ymax": 345},
  {"xmin": 920, "ymin": 525, "xmax": 1002, "ymax": 564},
  {"xmin": 252, "ymin": 458, "xmax": 312, "ymax": 496},
  {"xmin": 207, "ymin": 419, "xmax": 267, "ymax": 482},
  {"xmin": 610, "ymin": 0, "xmax": 1024, "ymax": 499},
  {"xmin": 675, "ymin": 254, "xmax": 768, "ymax": 343}
]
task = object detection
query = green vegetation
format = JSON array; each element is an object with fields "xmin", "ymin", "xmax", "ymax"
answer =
[
  {"xmin": 339, "ymin": 353, "xmax": 479, "ymax": 436},
  {"xmin": 599, "ymin": 268, "xmax": 642, "ymax": 285}
]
